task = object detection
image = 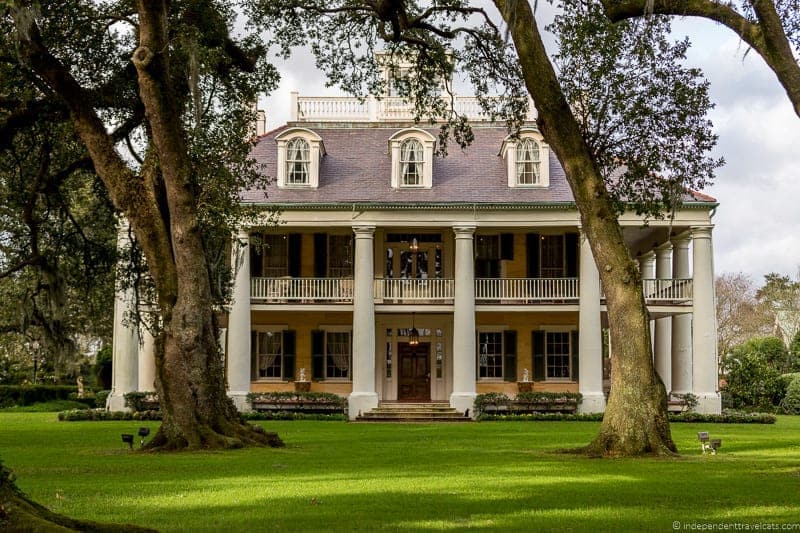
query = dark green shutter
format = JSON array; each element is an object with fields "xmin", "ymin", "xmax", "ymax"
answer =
[
  {"xmin": 571, "ymin": 330, "xmax": 580, "ymax": 382},
  {"xmin": 532, "ymin": 330, "xmax": 545, "ymax": 381},
  {"xmin": 314, "ymin": 233, "xmax": 328, "ymax": 278},
  {"xmin": 288, "ymin": 233, "xmax": 302, "ymax": 277},
  {"xmin": 565, "ymin": 233, "xmax": 579, "ymax": 278},
  {"xmin": 526, "ymin": 233, "xmax": 540, "ymax": 278},
  {"xmin": 504, "ymin": 330, "xmax": 517, "ymax": 382},
  {"xmin": 249, "ymin": 235, "xmax": 263, "ymax": 277},
  {"xmin": 311, "ymin": 330, "xmax": 325, "ymax": 380},
  {"xmin": 500, "ymin": 233, "xmax": 514, "ymax": 260},
  {"xmin": 283, "ymin": 330, "xmax": 296, "ymax": 381}
]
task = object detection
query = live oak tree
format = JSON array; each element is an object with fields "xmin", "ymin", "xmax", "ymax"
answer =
[
  {"xmin": 250, "ymin": 0, "xmax": 720, "ymax": 455},
  {"xmin": 3, "ymin": 1, "xmax": 283, "ymax": 450},
  {"xmin": 0, "ymin": 115, "xmax": 117, "ymax": 383},
  {"xmin": 599, "ymin": 0, "xmax": 800, "ymax": 119}
]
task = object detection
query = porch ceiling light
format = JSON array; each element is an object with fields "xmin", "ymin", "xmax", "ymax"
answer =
[
  {"xmin": 410, "ymin": 237, "xmax": 419, "ymax": 252},
  {"xmin": 409, "ymin": 313, "xmax": 419, "ymax": 346}
]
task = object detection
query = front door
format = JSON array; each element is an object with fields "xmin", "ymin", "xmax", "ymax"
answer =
[{"xmin": 398, "ymin": 342, "xmax": 430, "ymax": 401}]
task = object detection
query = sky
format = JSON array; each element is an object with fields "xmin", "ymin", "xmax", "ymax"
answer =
[{"xmin": 261, "ymin": 11, "xmax": 800, "ymax": 285}]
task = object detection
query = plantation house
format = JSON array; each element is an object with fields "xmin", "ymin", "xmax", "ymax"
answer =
[{"xmin": 108, "ymin": 70, "xmax": 722, "ymax": 418}]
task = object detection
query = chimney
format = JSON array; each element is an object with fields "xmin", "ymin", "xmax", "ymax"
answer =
[{"xmin": 255, "ymin": 109, "xmax": 266, "ymax": 136}]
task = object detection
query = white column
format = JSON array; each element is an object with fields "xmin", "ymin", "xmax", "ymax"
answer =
[
  {"xmin": 349, "ymin": 225, "xmax": 378, "ymax": 419},
  {"xmin": 671, "ymin": 234, "xmax": 693, "ymax": 395},
  {"xmin": 108, "ymin": 222, "xmax": 139, "ymax": 412},
  {"xmin": 138, "ymin": 327, "xmax": 156, "ymax": 392},
  {"xmin": 638, "ymin": 252, "xmax": 656, "ymax": 355},
  {"xmin": 654, "ymin": 243, "xmax": 673, "ymax": 392},
  {"xmin": 450, "ymin": 225, "xmax": 477, "ymax": 416},
  {"xmin": 578, "ymin": 230, "xmax": 606, "ymax": 413},
  {"xmin": 227, "ymin": 231, "xmax": 252, "ymax": 411},
  {"xmin": 692, "ymin": 226, "xmax": 721, "ymax": 413}
]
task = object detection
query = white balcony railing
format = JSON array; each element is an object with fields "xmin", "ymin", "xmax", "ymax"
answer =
[
  {"xmin": 250, "ymin": 277, "xmax": 693, "ymax": 305},
  {"xmin": 293, "ymin": 94, "xmax": 537, "ymax": 123},
  {"xmin": 475, "ymin": 278, "xmax": 579, "ymax": 303},
  {"xmin": 251, "ymin": 277, "xmax": 353, "ymax": 303},
  {"xmin": 641, "ymin": 278, "xmax": 693, "ymax": 303},
  {"xmin": 373, "ymin": 278, "xmax": 455, "ymax": 303}
]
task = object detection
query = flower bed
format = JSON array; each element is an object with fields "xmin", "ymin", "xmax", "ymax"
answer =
[
  {"xmin": 246, "ymin": 392, "xmax": 346, "ymax": 414},
  {"xmin": 474, "ymin": 392, "xmax": 583, "ymax": 416}
]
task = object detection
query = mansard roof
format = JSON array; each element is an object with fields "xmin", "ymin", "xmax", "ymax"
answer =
[{"xmin": 242, "ymin": 123, "xmax": 716, "ymax": 207}]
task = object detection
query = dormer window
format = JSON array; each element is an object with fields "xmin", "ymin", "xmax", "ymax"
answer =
[
  {"xmin": 517, "ymin": 138, "xmax": 541, "ymax": 185},
  {"xmin": 286, "ymin": 138, "xmax": 310, "ymax": 184},
  {"xmin": 276, "ymin": 128, "xmax": 325, "ymax": 188},
  {"xmin": 401, "ymin": 139, "xmax": 424, "ymax": 186},
  {"xmin": 501, "ymin": 129, "xmax": 550, "ymax": 188},
  {"xmin": 389, "ymin": 129, "xmax": 435, "ymax": 189}
]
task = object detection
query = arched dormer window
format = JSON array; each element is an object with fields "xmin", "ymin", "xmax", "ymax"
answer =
[
  {"xmin": 389, "ymin": 129, "xmax": 436, "ymax": 189},
  {"xmin": 286, "ymin": 138, "xmax": 310, "ymax": 184},
  {"xmin": 516, "ymin": 138, "xmax": 541, "ymax": 185},
  {"xmin": 275, "ymin": 128, "xmax": 325, "ymax": 188},
  {"xmin": 500, "ymin": 129, "xmax": 550, "ymax": 188},
  {"xmin": 400, "ymin": 139, "xmax": 424, "ymax": 186}
]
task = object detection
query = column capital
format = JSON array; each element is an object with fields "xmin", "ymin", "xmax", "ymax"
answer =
[
  {"xmin": 352, "ymin": 225, "xmax": 376, "ymax": 236},
  {"xmin": 671, "ymin": 231, "xmax": 692, "ymax": 246},
  {"xmin": 654, "ymin": 241, "xmax": 673, "ymax": 254},
  {"xmin": 691, "ymin": 225, "xmax": 714, "ymax": 240},
  {"xmin": 453, "ymin": 225, "xmax": 476, "ymax": 237}
]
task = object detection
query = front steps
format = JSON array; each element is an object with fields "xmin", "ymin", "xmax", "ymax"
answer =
[{"xmin": 355, "ymin": 402, "xmax": 471, "ymax": 422}]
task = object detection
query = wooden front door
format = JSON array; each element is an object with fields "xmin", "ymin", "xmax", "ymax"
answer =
[{"xmin": 398, "ymin": 342, "xmax": 431, "ymax": 401}]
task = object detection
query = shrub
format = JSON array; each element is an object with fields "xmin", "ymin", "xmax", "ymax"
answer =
[
  {"xmin": 722, "ymin": 341, "xmax": 787, "ymax": 410},
  {"xmin": 94, "ymin": 345, "xmax": 113, "ymax": 390},
  {"xmin": 57, "ymin": 408, "xmax": 162, "ymax": 421},
  {"xmin": 473, "ymin": 393, "xmax": 511, "ymax": 414},
  {"xmin": 123, "ymin": 391, "xmax": 159, "ymax": 412},
  {"xmin": 514, "ymin": 392, "xmax": 583, "ymax": 404},
  {"xmin": 0, "ymin": 385, "xmax": 79, "ymax": 407},
  {"xmin": 781, "ymin": 375, "xmax": 800, "ymax": 415},
  {"xmin": 246, "ymin": 392, "xmax": 346, "ymax": 407},
  {"xmin": 476, "ymin": 411, "xmax": 776, "ymax": 423},
  {"xmin": 241, "ymin": 411, "xmax": 346, "ymax": 421}
]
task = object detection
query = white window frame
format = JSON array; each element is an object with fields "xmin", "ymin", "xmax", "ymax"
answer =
[
  {"xmin": 285, "ymin": 138, "xmax": 310, "ymax": 185},
  {"xmin": 276, "ymin": 128, "xmax": 325, "ymax": 189},
  {"xmin": 252, "ymin": 325, "xmax": 288, "ymax": 382},
  {"xmin": 389, "ymin": 128, "xmax": 435, "ymax": 189},
  {"xmin": 500, "ymin": 128, "xmax": 550, "ymax": 189},
  {"xmin": 476, "ymin": 325, "xmax": 508, "ymax": 381},
  {"xmin": 321, "ymin": 325, "xmax": 353, "ymax": 382},
  {"xmin": 539, "ymin": 326, "xmax": 576, "ymax": 382}
]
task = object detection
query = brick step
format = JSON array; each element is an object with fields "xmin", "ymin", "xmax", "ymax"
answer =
[{"xmin": 355, "ymin": 402, "xmax": 471, "ymax": 422}]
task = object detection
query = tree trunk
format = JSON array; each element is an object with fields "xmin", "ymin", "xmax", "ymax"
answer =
[
  {"xmin": 495, "ymin": 0, "xmax": 677, "ymax": 456},
  {"xmin": 12, "ymin": 3, "xmax": 283, "ymax": 450}
]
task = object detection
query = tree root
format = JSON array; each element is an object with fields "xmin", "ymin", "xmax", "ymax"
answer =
[
  {"xmin": 1, "ymin": 472, "xmax": 155, "ymax": 532},
  {"xmin": 143, "ymin": 418, "xmax": 284, "ymax": 452}
]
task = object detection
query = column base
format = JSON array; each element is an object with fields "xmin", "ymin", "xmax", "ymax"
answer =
[
  {"xmin": 577, "ymin": 393, "xmax": 606, "ymax": 414},
  {"xmin": 450, "ymin": 393, "xmax": 477, "ymax": 418},
  {"xmin": 227, "ymin": 392, "xmax": 252, "ymax": 413},
  {"xmin": 348, "ymin": 392, "xmax": 378, "ymax": 421},
  {"xmin": 106, "ymin": 392, "xmax": 131, "ymax": 413},
  {"xmin": 693, "ymin": 392, "xmax": 722, "ymax": 414}
]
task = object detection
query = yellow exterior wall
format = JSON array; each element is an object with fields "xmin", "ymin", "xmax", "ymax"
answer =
[
  {"xmin": 476, "ymin": 311, "xmax": 580, "ymax": 396},
  {"xmin": 250, "ymin": 310, "xmax": 353, "ymax": 396},
  {"xmin": 506, "ymin": 232, "xmax": 527, "ymax": 278}
]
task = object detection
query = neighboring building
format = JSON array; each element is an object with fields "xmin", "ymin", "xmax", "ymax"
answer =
[{"xmin": 108, "ymin": 77, "xmax": 722, "ymax": 417}]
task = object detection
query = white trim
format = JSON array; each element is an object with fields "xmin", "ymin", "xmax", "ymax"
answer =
[
  {"xmin": 389, "ymin": 128, "xmax": 436, "ymax": 189},
  {"xmin": 275, "ymin": 128, "xmax": 325, "ymax": 189},
  {"xmin": 500, "ymin": 128, "xmax": 550, "ymax": 189}
]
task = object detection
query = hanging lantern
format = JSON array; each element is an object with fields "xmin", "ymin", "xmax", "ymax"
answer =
[
  {"xmin": 410, "ymin": 237, "xmax": 419, "ymax": 252},
  {"xmin": 409, "ymin": 313, "xmax": 419, "ymax": 346}
]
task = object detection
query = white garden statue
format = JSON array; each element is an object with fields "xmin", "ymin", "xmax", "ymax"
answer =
[{"xmin": 522, "ymin": 368, "xmax": 530, "ymax": 383}]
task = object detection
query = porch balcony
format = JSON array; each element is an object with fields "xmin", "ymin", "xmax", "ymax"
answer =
[{"xmin": 249, "ymin": 276, "xmax": 693, "ymax": 305}]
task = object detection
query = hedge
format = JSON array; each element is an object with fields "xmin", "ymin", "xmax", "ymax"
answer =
[
  {"xmin": 478, "ymin": 411, "xmax": 776, "ymax": 423},
  {"xmin": 240, "ymin": 411, "xmax": 347, "ymax": 421},
  {"xmin": 0, "ymin": 385, "xmax": 81, "ymax": 407},
  {"xmin": 57, "ymin": 408, "xmax": 162, "ymax": 421}
]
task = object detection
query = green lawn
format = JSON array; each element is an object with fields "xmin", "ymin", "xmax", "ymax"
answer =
[{"xmin": 1, "ymin": 414, "xmax": 799, "ymax": 532}]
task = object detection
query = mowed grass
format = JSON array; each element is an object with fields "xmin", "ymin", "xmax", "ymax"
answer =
[{"xmin": 1, "ymin": 414, "xmax": 799, "ymax": 532}]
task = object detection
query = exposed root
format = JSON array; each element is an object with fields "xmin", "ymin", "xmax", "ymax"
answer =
[
  {"xmin": 143, "ymin": 419, "xmax": 283, "ymax": 452},
  {"xmin": 1, "ymin": 471, "xmax": 155, "ymax": 532}
]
